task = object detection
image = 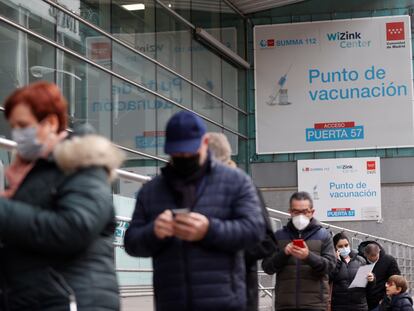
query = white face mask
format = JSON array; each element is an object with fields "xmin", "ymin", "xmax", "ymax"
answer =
[{"xmin": 292, "ymin": 214, "xmax": 310, "ymax": 231}]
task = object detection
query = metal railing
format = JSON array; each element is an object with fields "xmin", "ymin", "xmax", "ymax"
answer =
[
  {"xmin": 114, "ymin": 210, "xmax": 414, "ymax": 305},
  {"xmin": 1, "ymin": 137, "xmax": 414, "ymax": 309}
]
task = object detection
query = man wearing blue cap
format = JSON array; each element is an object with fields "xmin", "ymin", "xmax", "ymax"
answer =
[{"xmin": 124, "ymin": 111, "xmax": 265, "ymax": 311}]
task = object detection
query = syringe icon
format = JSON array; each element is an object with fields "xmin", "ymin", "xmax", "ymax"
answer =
[{"xmin": 267, "ymin": 64, "xmax": 292, "ymax": 106}]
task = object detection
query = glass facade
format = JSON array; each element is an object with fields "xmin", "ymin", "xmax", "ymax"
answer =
[
  {"xmin": 0, "ymin": 0, "xmax": 247, "ymax": 161},
  {"xmin": 0, "ymin": 0, "xmax": 248, "ymax": 287}
]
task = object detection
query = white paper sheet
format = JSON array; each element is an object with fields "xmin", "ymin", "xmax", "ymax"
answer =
[{"xmin": 348, "ymin": 263, "xmax": 375, "ymax": 288}]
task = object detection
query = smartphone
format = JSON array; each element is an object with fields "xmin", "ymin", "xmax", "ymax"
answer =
[
  {"xmin": 292, "ymin": 239, "xmax": 305, "ymax": 248},
  {"xmin": 173, "ymin": 208, "xmax": 190, "ymax": 215}
]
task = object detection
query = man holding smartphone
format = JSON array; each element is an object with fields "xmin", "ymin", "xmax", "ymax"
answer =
[
  {"xmin": 124, "ymin": 111, "xmax": 265, "ymax": 311},
  {"xmin": 262, "ymin": 191, "xmax": 336, "ymax": 311}
]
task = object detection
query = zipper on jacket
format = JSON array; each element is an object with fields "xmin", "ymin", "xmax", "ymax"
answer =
[
  {"xmin": 296, "ymin": 231, "xmax": 302, "ymax": 309},
  {"xmin": 296, "ymin": 259, "xmax": 301, "ymax": 309},
  {"xmin": 49, "ymin": 269, "xmax": 78, "ymax": 311},
  {"xmin": 183, "ymin": 243, "xmax": 192, "ymax": 311}
]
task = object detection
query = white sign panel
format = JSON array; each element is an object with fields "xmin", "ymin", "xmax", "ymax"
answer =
[
  {"xmin": 254, "ymin": 16, "xmax": 414, "ymax": 154},
  {"xmin": 297, "ymin": 157, "xmax": 381, "ymax": 222}
]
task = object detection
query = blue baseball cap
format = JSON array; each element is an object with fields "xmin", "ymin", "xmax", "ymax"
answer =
[{"xmin": 164, "ymin": 111, "xmax": 207, "ymax": 155}]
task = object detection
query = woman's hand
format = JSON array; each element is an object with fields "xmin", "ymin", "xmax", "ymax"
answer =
[
  {"xmin": 367, "ymin": 272, "xmax": 375, "ymax": 282},
  {"xmin": 336, "ymin": 249, "xmax": 341, "ymax": 260}
]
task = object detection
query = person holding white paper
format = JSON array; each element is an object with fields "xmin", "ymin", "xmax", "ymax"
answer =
[
  {"xmin": 330, "ymin": 233, "xmax": 374, "ymax": 311},
  {"xmin": 359, "ymin": 242, "xmax": 401, "ymax": 310}
]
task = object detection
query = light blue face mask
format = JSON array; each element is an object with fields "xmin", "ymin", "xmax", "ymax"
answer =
[
  {"xmin": 339, "ymin": 247, "xmax": 351, "ymax": 258},
  {"xmin": 11, "ymin": 126, "xmax": 44, "ymax": 161}
]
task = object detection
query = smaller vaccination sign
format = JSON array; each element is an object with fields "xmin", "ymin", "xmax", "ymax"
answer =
[{"xmin": 298, "ymin": 157, "xmax": 381, "ymax": 222}]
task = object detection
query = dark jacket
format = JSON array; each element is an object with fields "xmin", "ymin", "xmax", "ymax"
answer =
[
  {"xmin": 124, "ymin": 160, "xmax": 265, "ymax": 311},
  {"xmin": 330, "ymin": 251, "xmax": 368, "ymax": 311},
  {"xmin": 244, "ymin": 189, "xmax": 277, "ymax": 311},
  {"xmin": 374, "ymin": 293, "xmax": 413, "ymax": 311},
  {"xmin": 262, "ymin": 218, "xmax": 336, "ymax": 310},
  {"xmin": 359, "ymin": 241, "xmax": 401, "ymax": 310},
  {"xmin": 391, "ymin": 293, "xmax": 414, "ymax": 311},
  {"xmin": 0, "ymin": 134, "xmax": 123, "ymax": 311}
]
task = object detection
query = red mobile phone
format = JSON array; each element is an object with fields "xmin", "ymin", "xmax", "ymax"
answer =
[{"xmin": 293, "ymin": 239, "xmax": 305, "ymax": 248}]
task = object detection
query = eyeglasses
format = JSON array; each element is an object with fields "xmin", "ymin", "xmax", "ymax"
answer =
[{"xmin": 290, "ymin": 209, "xmax": 312, "ymax": 216}]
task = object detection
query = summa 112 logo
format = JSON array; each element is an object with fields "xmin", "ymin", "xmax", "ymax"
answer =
[{"xmin": 259, "ymin": 39, "xmax": 275, "ymax": 48}]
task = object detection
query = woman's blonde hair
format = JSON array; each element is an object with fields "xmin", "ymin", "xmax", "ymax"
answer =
[{"xmin": 207, "ymin": 132, "xmax": 232, "ymax": 164}]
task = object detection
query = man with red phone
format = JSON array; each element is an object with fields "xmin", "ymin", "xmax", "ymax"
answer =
[{"xmin": 262, "ymin": 192, "xmax": 336, "ymax": 311}]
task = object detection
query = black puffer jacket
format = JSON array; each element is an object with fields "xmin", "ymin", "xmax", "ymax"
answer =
[
  {"xmin": 330, "ymin": 251, "xmax": 368, "ymax": 311},
  {"xmin": 244, "ymin": 189, "xmax": 277, "ymax": 311},
  {"xmin": 359, "ymin": 241, "xmax": 401, "ymax": 310},
  {"xmin": 0, "ymin": 133, "xmax": 123, "ymax": 311}
]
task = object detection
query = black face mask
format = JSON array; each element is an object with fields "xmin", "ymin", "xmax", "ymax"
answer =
[{"xmin": 172, "ymin": 154, "xmax": 200, "ymax": 177}]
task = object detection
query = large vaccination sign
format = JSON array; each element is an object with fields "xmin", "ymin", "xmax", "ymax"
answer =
[{"xmin": 254, "ymin": 16, "xmax": 414, "ymax": 154}]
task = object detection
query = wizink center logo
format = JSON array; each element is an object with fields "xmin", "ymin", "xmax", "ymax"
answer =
[
  {"xmin": 327, "ymin": 31, "xmax": 361, "ymax": 41},
  {"xmin": 386, "ymin": 22, "xmax": 405, "ymax": 49},
  {"xmin": 336, "ymin": 164, "xmax": 356, "ymax": 173},
  {"xmin": 336, "ymin": 164, "xmax": 353, "ymax": 170},
  {"xmin": 326, "ymin": 30, "xmax": 371, "ymax": 49},
  {"xmin": 259, "ymin": 39, "xmax": 275, "ymax": 48}
]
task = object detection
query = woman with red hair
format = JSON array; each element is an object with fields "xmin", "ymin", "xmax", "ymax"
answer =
[{"xmin": 0, "ymin": 81, "xmax": 123, "ymax": 310}]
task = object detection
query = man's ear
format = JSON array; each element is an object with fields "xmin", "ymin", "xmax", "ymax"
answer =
[
  {"xmin": 202, "ymin": 135, "xmax": 209, "ymax": 145},
  {"xmin": 396, "ymin": 286, "xmax": 402, "ymax": 294}
]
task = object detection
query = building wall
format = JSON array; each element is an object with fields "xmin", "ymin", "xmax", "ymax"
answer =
[{"xmin": 247, "ymin": 0, "xmax": 414, "ymax": 244}]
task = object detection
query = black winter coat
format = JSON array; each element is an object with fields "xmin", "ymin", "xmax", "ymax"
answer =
[
  {"xmin": 124, "ymin": 160, "xmax": 265, "ymax": 311},
  {"xmin": 359, "ymin": 241, "xmax": 401, "ymax": 310},
  {"xmin": 0, "ymin": 134, "xmax": 122, "ymax": 311},
  {"xmin": 244, "ymin": 189, "xmax": 277, "ymax": 311},
  {"xmin": 330, "ymin": 251, "xmax": 368, "ymax": 311}
]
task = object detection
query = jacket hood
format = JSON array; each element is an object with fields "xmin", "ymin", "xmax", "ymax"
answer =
[
  {"xmin": 53, "ymin": 134, "xmax": 125, "ymax": 181},
  {"xmin": 358, "ymin": 240, "xmax": 386, "ymax": 258},
  {"xmin": 393, "ymin": 292, "xmax": 413, "ymax": 305},
  {"xmin": 349, "ymin": 250, "xmax": 358, "ymax": 259}
]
